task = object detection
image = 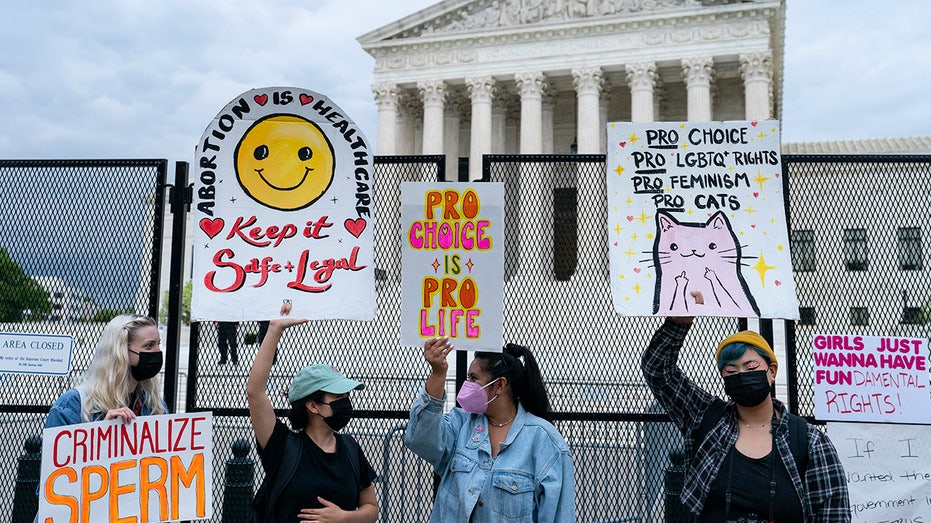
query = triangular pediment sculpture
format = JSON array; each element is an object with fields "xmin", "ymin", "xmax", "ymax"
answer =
[{"xmin": 359, "ymin": 0, "xmax": 701, "ymax": 44}]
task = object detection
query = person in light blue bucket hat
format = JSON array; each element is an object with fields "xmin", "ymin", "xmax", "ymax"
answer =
[{"xmin": 247, "ymin": 316, "xmax": 378, "ymax": 523}]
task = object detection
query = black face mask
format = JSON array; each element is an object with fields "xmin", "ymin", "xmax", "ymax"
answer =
[
  {"xmin": 723, "ymin": 369, "xmax": 772, "ymax": 407},
  {"xmin": 130, "ymin": 350, "xmax": 163, "ymax": 382},
  {"xmin": 319, "ymin": 397, "xmax": 353, "ymax": 431}
]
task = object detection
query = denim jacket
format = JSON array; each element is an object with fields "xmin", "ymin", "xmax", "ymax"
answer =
[
  {"xmin": 45, "ymin": 388, "xmax": 167, "ymax": 428},
  {"xmin": 404, "ymin": 386, "xmax": 576, "ymax": 522}
]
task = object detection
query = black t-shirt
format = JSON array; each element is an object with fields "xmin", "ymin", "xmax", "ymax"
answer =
[
  {"xmin": 259, "ymin": 421, "xmax": 376, "ymax": 521},
  {"xmin": 698, "ymin": 445, "xmax": 803, "ymax": 523}
]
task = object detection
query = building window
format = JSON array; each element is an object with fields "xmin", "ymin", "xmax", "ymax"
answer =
[
  {"xmin": 842, "ymin": 228, "xmax": 868, "ymax": 271},
  {"xmin": 790, "ymin": 229, "xmax": 815, "ymax": 272},
  {"xmin": 850, "ymin": 307, "xmax": 869, "ymax": 326},
  {"xmin": 799, "ymin": 307, "xmax": 816, "ymax": 326},
  {"xmin": 553, "ymin": 188, "xmax": 578, "ymax": 281},
  {"xmin": 901, "ymin": 307, "xmax": 922, "ymax": 324},
  {"xmin": 897, "ymin": 227, "xmax": 923, "ymax": 270}
]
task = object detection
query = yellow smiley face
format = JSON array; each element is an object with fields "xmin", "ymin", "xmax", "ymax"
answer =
[{"xmin": 235, "ymin": 114, "xmax": 335, "ymax": 210}]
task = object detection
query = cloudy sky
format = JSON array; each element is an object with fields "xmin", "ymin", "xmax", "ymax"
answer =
[{"xmin": 0, "ymin": 1, "xmax": 927, "ymax": 162}]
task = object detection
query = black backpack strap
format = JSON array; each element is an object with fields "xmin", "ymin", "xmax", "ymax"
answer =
[
  {"xmin": 254, "ymin": 431, "xmax": 303, "ymax": 522},
  {"xmin": 785, "ymin": 413, "xmax": 809, "ymax": 477},
  {"xmin": 690, "ymin": 399, "xmax": 727, "ymax": 464},
  {"xmin": 341, "ymin": 433, "xmax": 363, "ymax": 491}
]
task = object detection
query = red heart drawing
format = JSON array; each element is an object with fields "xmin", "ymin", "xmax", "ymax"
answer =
[
  {"xmin": 199, "ymin": 218, "xmax": 224, "ymax": 239},
  {"xmin": 254, "ymin": 94, "xmax": 268, "ymax": 106},
  {"xmin": 299, "ymin": 93, "xmax": 314, "ymax": 105},
  {"xmin": 775, "ymin": 173, "xmax": 780, "ymax": 178},
  {"xmin": 344, "ymin": 218, "xmax": 367, "ymax": 238},
  {"xmin": 751, "ymin": 121, "xmax": 758, "ymax": 127},
  {"xmin": 775, "ymin": 280, "xmax": 782, "ymax": 287},
  {"xmin": 633, "ymin": 267, "xmax": 641, "ymax": 273},
  {"xmin": 619, "ymin": 141, "xmax": 627, "ymax": 147},
  {"xmin": 751, "ymin": 224, "xmax": 756, "ymax": 228},
  {"xmin": 753, "ymin": 192, "xmax": 759, "ymax": 198},
  {"xmin": 613, "ymin": 242, "xmax": 618, "ymax": 246},
  {"xmin": 626, "ymin": 216, "xmax": 634, "ymax": 222}
]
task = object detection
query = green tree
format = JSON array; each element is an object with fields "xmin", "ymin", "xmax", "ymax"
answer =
[
  {"xmin": 90, "ymin": 308, "xmax": 126, "ymax": 323},
  {"xmin": 920, "ymin": 297, "xmax": 931, "ymax": 325},
  {"xmin": 0, "ymin": 248, "xmax": 51, "ymax": 322},
  {"xmin": 159, "ymin": 280, "xmax": 192, "ymax": 325}
]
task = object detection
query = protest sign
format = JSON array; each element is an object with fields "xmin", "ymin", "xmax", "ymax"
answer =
[
  {"xmin": 0, "ymin": 332, "xmax": 71, "ymax": 374},
  {"xmin": 400, "ymin": 182, "xmax": 504, "ymax": 350},
  {"xmin": 831, "ymin": 422, "xmax": 931, "ymax": 522},
  {"xmin": 190, "ymin": 87, "xmax": 375, "ymax": 322},
  {"xmin": 39, "ymin": 412, "xmax": 213, "ymax": 522},
  {"xmin": 606, "ymin": 120, "xmax": 799, "ymax": 319},
  {"xmin": 813, "ymin": 333, "xmax": 930, "ymax": 424}
]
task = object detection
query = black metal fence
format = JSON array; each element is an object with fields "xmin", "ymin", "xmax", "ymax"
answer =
[
  {"xmin": 0, "ymin": 159, "xmax": 168, "ymax": 519},
  {"xmin": 1, "ymin": 154, "xmax": 929, "ymax": 522}
]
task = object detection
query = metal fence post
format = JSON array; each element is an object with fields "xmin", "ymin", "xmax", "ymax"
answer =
[
  {"xmin": 664, "ymin": 448, "xmax": 690, "ymax": 523},
  {"xmin": 222, "ymin": 439, "xmax": 255, "ymax": 523},
  {"xmin": 11, "ymin": 435, "xmax": 41, "ymax": 523}
]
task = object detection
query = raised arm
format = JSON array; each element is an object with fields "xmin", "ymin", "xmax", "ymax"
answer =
[
  {"xmin": 424, "ymin": 337, "xmax": 451, "ymax": 400},
  {"xmin": 247, "ymin": 316, "xmax": 307, "ymax": 449}
]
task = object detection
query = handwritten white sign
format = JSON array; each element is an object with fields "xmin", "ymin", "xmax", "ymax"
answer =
[
  {"xmin": 605, "ymin": 120, "xmax": 799, "ymax": 319},
  {"xmin": 831, "ymin": 422, "xmax": 931, "ymax": 522},
  {"xmin": 39, "ymin": 413, "xmax": 214, "ymax": 522},
  {"xmin": 813, "ymin": 334, "xmax": 931, "ymax": 424},
  {"xmin": 399, "ymin": 182, "xmax": 504, "ymax": 350},
  {"xmin": 0, "ymin": 332, "xmax": 71, "ymax": 374},
  {"xmin": 190, "ymin": 87, "xmax": 375, "ymax": 322}
]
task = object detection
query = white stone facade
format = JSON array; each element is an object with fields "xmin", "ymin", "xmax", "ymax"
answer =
[{"xmin": 359, "ymin": 0, "xmax": 785, "ymax": 178}]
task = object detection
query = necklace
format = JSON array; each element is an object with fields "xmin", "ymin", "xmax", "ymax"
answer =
[
  {"xmin": 488, "ymin": 416, "xmax": 515, "ymax": 427},
  {"xmin": 739, "ymin": 418, "xmax": 770, "ymax": 428}
]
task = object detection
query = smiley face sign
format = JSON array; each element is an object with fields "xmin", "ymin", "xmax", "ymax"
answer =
[
  {"xmin": 190, "ymin": 87, "xmax": 376, "ymax": 323},
  {"xmin": 235, "ymin": 114, "xmax": 335, "ymax": 210}
]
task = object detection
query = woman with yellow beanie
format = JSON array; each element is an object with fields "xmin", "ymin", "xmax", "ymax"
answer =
[{"xmin": 641, "ymin": 291, "xmax": 850, "ymax": 522}]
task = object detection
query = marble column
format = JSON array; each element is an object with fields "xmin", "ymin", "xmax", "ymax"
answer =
[
  {"xmin": 492, "ymin": 103, "xmax": 506, "ymax": 154},
  {"xmin": 372, "ymin": 82, "xmax": 399, "ymax": 155},
  {"xmin": 443, "ymin": 96, "xmax": 461, "ymax": 181},
  {"xmin": 542, "ymin": 91, "xmax": 556, "ymax": 154},
  {"xmin": 572, "ymin": 66, "xmax": 604, "ymax": 154},
  {"xmin": 625, "ymin": 62, "xmax": 656, "ymax": 123},
  {"xmin": 516, "ymin": 72, "xmax": 547, "ymax": 154},
  {"xmin": 740, "ymin": 51, "xmax": 774, "ymax": 120},
  {"xmin": 515, "ymin": 72, "xmax": 549, "ymax": 276},
  {"xmin": 397, "ymin": 92, "xmax": 419, "ymax": 155},
  {"xmin": 371, "ymin": 83, "xmax": 402, "ymax": 280},
  {"xmin": 599, "ymin": 88, "xmax": 611, "ymax": 153},
  {"xmin": 466, "ymin": 76, "xmax": 496, "ymax": 181},
  {"xmin": 682, "ymin": 57, "xmax": 714, "ymax": 121},
  {"xmin": 418, "ymin": 80, "xmax": 447, "ymax": 155},
  {"xmin": 572, "ymin": 66, "xmax": 606, "ymax": 275}
]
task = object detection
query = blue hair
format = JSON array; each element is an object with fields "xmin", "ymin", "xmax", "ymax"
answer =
[{"xmin": 716, "ymin": 342, "xmax": 773, "ymax": 371}]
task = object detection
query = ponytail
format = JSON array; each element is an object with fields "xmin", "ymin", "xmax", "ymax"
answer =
[{"xmin": 475, "ymin": 343, "xmax": 552, "ymax": 421}]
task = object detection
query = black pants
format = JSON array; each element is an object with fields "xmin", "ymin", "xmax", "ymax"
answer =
[{"xmin": 218, "ymin": 322, "xmax": 238, "ymax": 364}]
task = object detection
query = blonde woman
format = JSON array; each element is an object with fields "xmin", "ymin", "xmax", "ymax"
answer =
[{"xmin": 46, "ymin": 314, "xmax": 167, "ymax": 427}]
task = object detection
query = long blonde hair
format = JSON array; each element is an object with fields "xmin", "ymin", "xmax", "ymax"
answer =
[{"xmin": 77, "ymin": 314, "xmax": 166, "ymax": 421}]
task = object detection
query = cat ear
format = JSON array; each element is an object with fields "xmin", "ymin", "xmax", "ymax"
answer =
[
  {"xmin": 706, "ymin": 211, "xmax": 730, "ymax": 230},
  {"xmin": 656, "ymin": 211, "xmax": 679, "ymax": 232}
]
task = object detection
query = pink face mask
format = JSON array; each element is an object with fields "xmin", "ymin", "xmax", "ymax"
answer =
[{"xmin": 456, "ymin": 378, "xmax": 500, "ymax": 414}]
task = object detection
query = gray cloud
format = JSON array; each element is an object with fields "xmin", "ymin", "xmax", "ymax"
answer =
[{"xmin": 0, "ymin": 1, "xmax": 927, "ymax": 162}]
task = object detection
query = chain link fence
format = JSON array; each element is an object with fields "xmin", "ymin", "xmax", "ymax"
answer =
[
  {"xmin": 0, "ymin": 159, "xmax": 167, "ymax": 518},
  {"xmin": 1, "ymin": 154, "xmax": 928, "ymax": 522}
]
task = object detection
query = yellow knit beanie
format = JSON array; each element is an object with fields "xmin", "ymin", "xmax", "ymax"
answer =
[{"xmin": 715, "ymin": 330, "xmax": 777, "ymax": 366}]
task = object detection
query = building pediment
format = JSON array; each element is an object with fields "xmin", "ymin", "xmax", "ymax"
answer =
[{"xmin": 359, "ymin": 0, "xmax": 764, "ymax": 44}]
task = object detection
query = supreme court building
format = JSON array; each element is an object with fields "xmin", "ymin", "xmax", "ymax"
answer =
[{"xmin": 359, "ymin": 0, "xmax": 784, "ymax": 179}]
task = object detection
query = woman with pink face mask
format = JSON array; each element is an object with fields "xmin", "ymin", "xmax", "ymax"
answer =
[{"xmin": 404, "ymin": 338, "xmax": 576, "ymax": 522}]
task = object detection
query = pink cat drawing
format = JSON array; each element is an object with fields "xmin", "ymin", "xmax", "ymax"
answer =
[{"xmin": 651, "ymin": 210, "xmax": 760, "ymax": 317}]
